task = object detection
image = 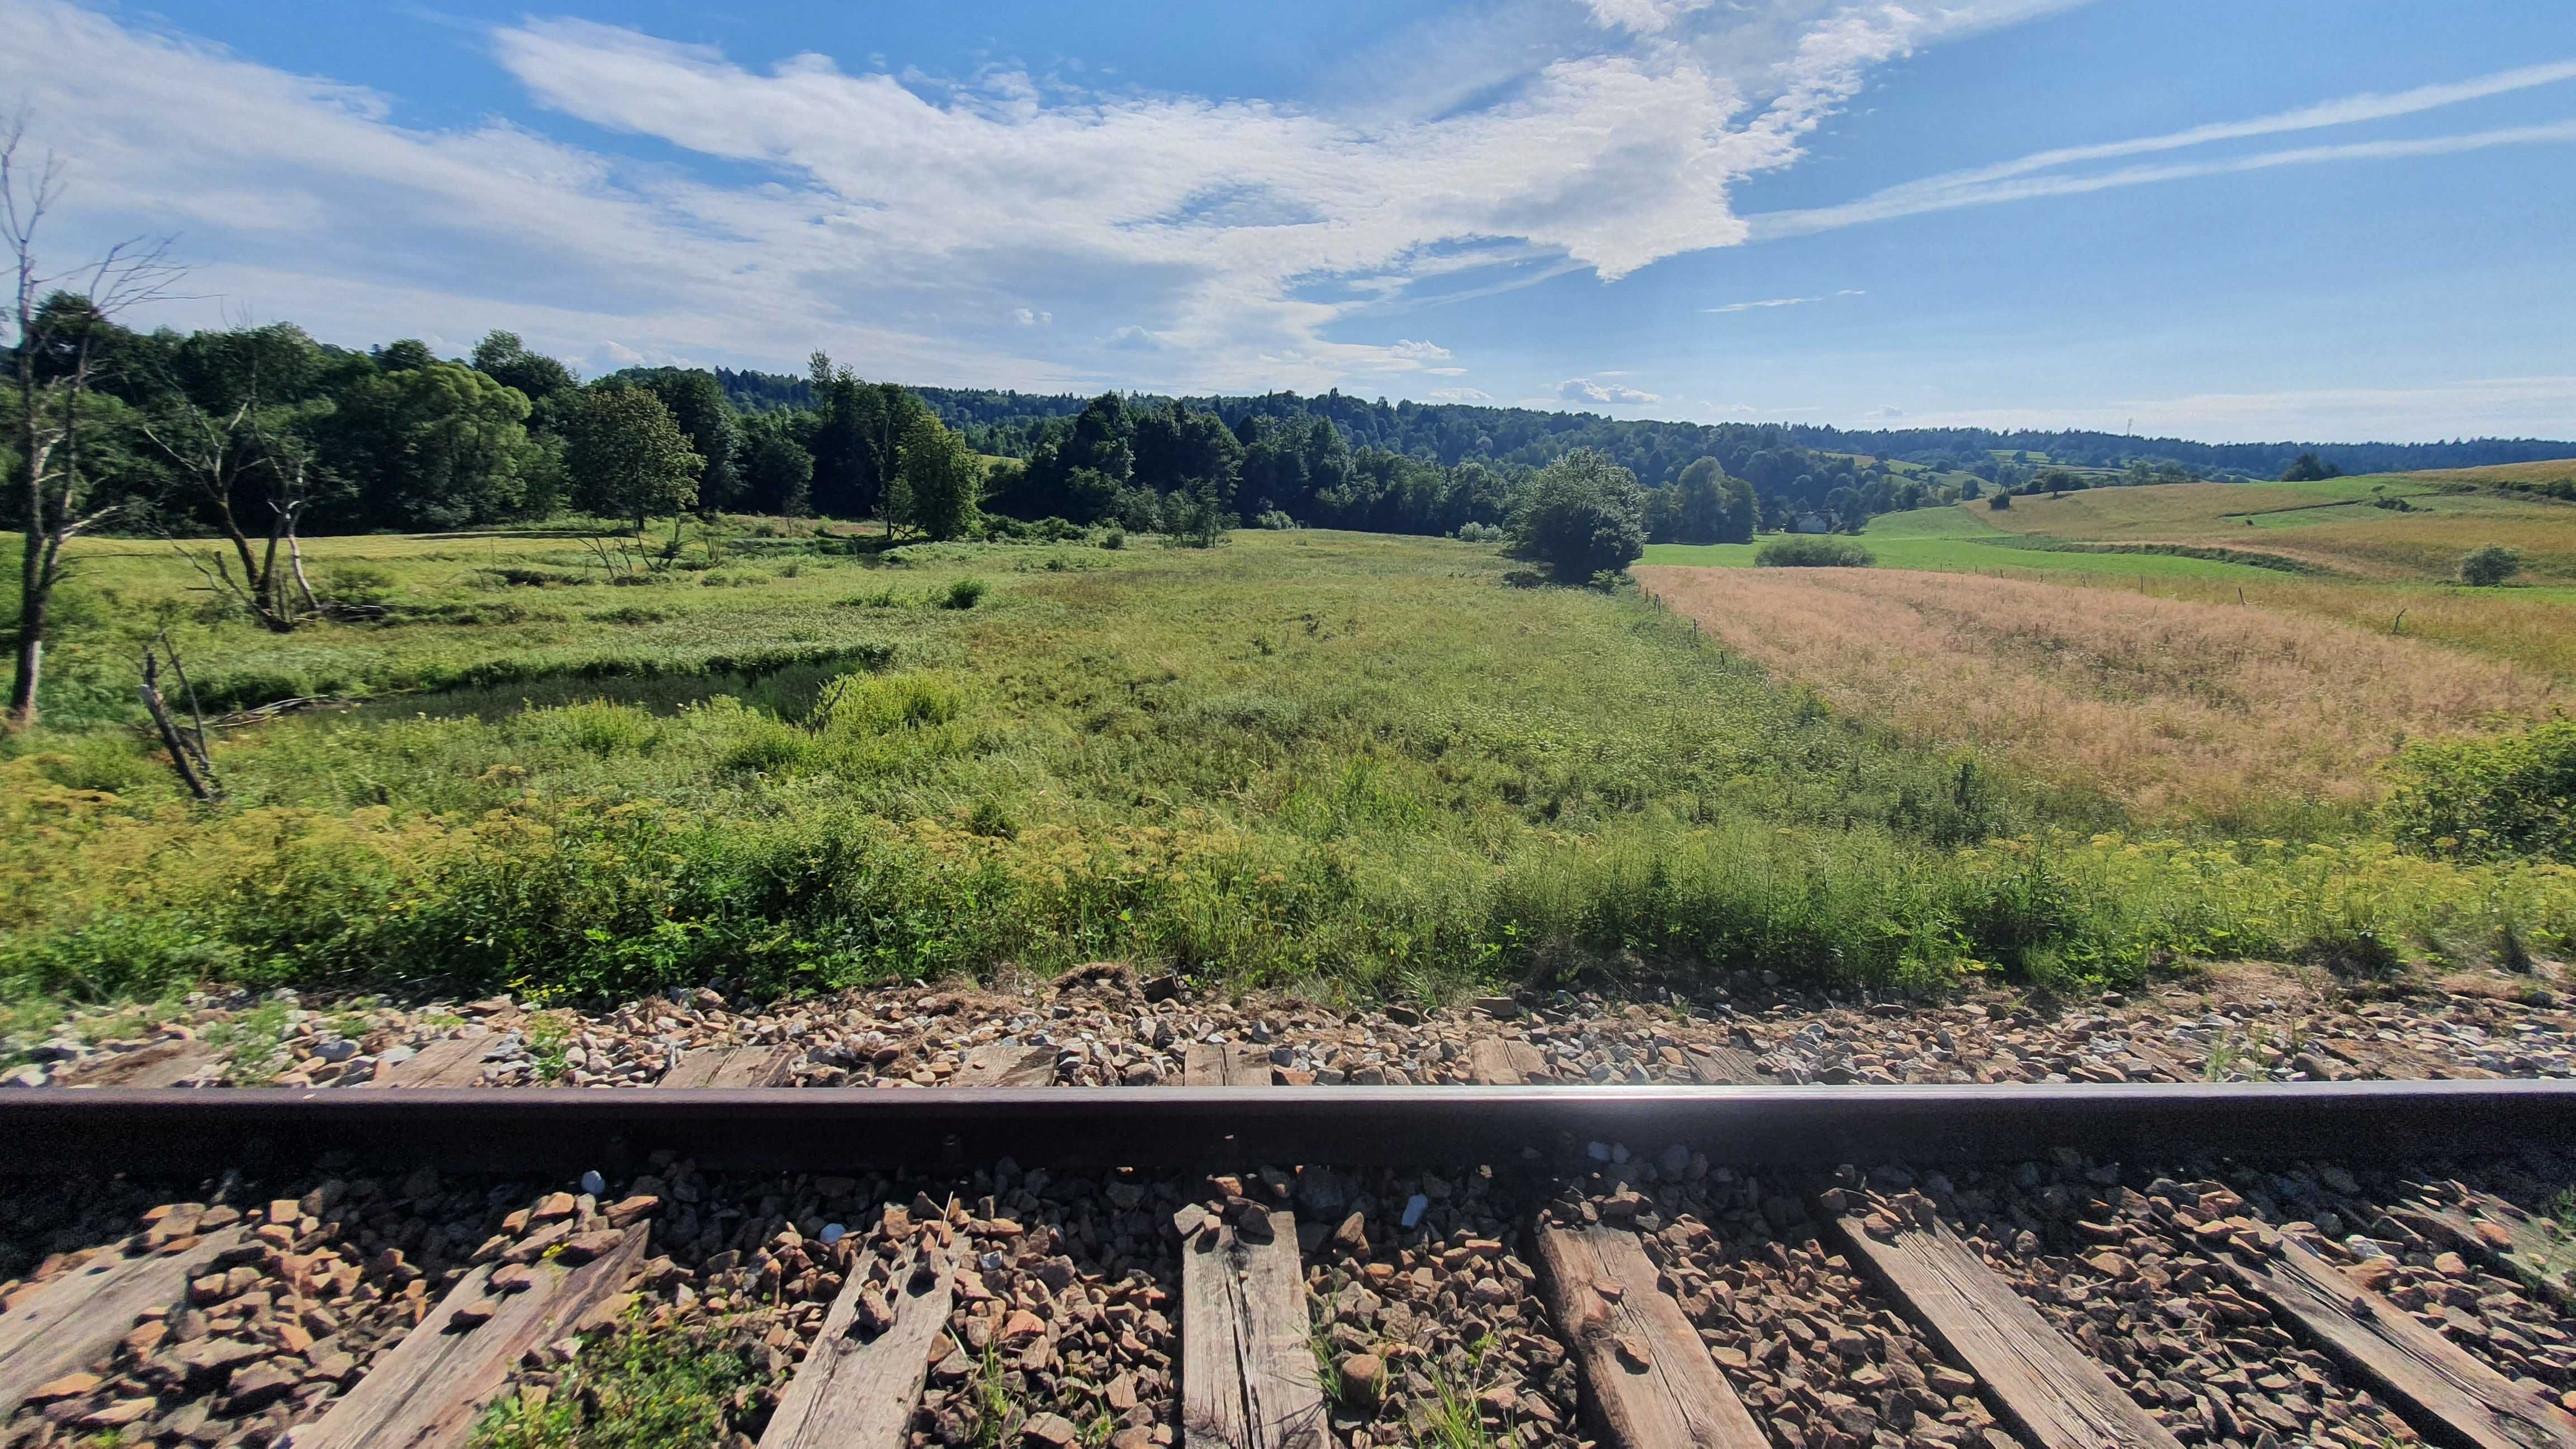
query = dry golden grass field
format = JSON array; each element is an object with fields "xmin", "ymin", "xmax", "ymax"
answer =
[
  {"xmin": 1633, "ymin": 564, "xmax": 2560, "ymax": 827},
  {"xmin": 1972, "ymin": 475, "xmax": 2576, "ymax": 580}
]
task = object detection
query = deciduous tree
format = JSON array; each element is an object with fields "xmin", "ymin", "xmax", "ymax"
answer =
[
  {"xmin": 1510, "ymin": 448, "xmax": 1645, "ymax": 583},
  {"xmin": 892, "ymin": 411, "xmax": 981, "ymax": 540},
  {"xmin": 562, "ymin": 385, "xmax": 701, "ymax": 533}
]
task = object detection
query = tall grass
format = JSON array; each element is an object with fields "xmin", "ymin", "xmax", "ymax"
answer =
[
  {"xmin": 4, "ymin": 528, "xmax": 2572, "ymax": 1010},
  {"xmin": 1635, "ymin": 565, "xmax": 2558, "ymax": 829}
]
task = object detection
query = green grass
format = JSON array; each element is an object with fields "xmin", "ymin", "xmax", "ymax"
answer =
[
  {"xmin": 1642, "ymin": 513, "xmax": 2286, "ymax": 580},
  {"xmin": 4, "ymin": 523, "xmax": 2573, "ymax": 1017},
  {"xmin": 470, "ymin": 1317, "xmax": 771, "ymax": 1449}
]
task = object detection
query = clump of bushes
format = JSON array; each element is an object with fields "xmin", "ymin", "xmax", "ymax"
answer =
[
  {"xmin": 1455, "ymin": 521, "xmax": 1507, "ymax": 543},
  {"xmin": 1508, "ymin": 449, "xmax": 1647, "ymax": 583},
  {"xmin": 1755, "ymin": 535, "xmax": 1874, "ymax": 568},
  {"xmin": 943, "ymin": 579, "xmax": 987, "ymax": 610},
  {"xmin": 2460, "ymin": 545, "xmax": 2522, "ymax": 587},
  {"xmin": 2385, "ymin": 719, "xmax": 2576, "ymax": 861}
]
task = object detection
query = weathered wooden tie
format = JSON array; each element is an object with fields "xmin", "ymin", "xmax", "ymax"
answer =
[
  {"xmin": 60, "ymin": 1038, "xmax": 220, "ymax": 1088},
  {"xmin": 1180, "ymin": 1043, "xmax": 1326, "ymax": 1448},
  {"xmin": 1683, "ymin": 1043, "xmax": 1763, "ymax": 1086},
  {"xmin": 1471, "ymin": 1039, "xmax": 1767, "ymax": 1449},
  {"xmin": 659, "ymin": 1043, "xmax": 798, "ymax": 1088},
  {"xmin": 759, "ymin": 1240, "xmax": 955, "ymax": 1449},
  {"xmin": 1182, "ymin": 1041, "xmax": 1276, "ymax": 1087},
  {"xmin": 2390, "ymin": 1190, "xmax": 2576, "ymax": 1311},
  {"xmin": 954, "ymin": 1042, "xmax": 1059, "ymax": 1087},
  {"xmin": 1465, "ymin": 1037, "xmax": 1553, "ymax": 1086},
  {"xmin": 0, "ymin": 1226, "xmax": 249, "ymax": 1420},
  {"xmin": 1816, "ymin": 1202, "xmax": 2184, "ymax": 1449},
  {"xmin": 1533, "ymin": 1221, "xmax": 1769, "ymax": 1449},
  {"xmin": 364, "ymin": 1032, "xmax": 494, "ymax": 1089},
  {"xmin": 293, "ymin": 1224, "xmax": 646, "ymax": 1449},
  {"xmin": 2227, "ymin": 1237, "xmax": 2576, "ymax": 1449}
]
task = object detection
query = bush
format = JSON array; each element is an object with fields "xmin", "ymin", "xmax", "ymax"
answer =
[
  {"xmin": 1099, "ymin": 527, "xmax": 1125, "ymax": 551},
  {"xmin": 1455, "ymin": 521, "xmax": 1506, "ymax": 543},
  {"xmin": 1254, "ymin": 510, "xmax": 1299, "ymax": 531},
  {"xmin": 2385, "ymin": 720, "xmax": 2576, "ymax": 861},
  {"xmin": 1754, "ymin": 536, "xmax": 1875, "ymax": 568},
  {"xmin": 2460, "ymin": 545, "xmax": 2522, "ymax": 586},
  {"xmin": 943, "ymin": 579, "xmax": 987, "ymax": 609},
  {"xmin": 1988, "ymin": 494, "xmax": 2012, "ymax": 510},
  {"xmin": 1509, "ymin": 449, "xmax": 1646, "ymax": 583}
]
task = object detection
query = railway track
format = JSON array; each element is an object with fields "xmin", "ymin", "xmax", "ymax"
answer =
[{"xmin": 6, "ymin": 1072, "xmax": 2576, "ymax": 1449}]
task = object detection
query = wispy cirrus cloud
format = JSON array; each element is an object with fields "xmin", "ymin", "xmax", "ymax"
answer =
[
  {"xmin": 1753, "ymin": 56, "xmax": 2576, "ymax": 238},
  {"xmin": 1706, "ymin": 288, "xmax": 1862, "ymax": 313}
]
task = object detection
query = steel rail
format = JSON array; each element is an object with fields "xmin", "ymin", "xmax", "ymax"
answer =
[{"xmin": 5, "ymin": 1080, "xmax": 2573, "ymax": 1177}]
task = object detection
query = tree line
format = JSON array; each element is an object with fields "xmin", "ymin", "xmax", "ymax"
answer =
[{"xmin": 742, "ymin": 371, "xmax": 2568, "ymax": 495}]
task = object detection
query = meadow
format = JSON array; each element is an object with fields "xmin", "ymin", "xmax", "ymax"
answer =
[
  {"xmin": 6, "ymin": 523, "xmax": 2574, "ymax": 1021},
  {"xmin": 1631, "ymin": 565, "xmax": 2557, "ymax": 828},
  {"xmin": 1970, "ymin": 473, "xmax": 2576, "ymax": 581},
  {"xmin": 1641, "ymin": 506, "xmax": 2303, "ymax": 581},
  {"xmin": 1651, "ymin": 472, "xmax": 2576, "ymax": 675}
]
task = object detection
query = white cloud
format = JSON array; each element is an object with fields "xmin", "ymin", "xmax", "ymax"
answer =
[
  {"xmin": 1704, "ymin": 288, "xmax": 1862, "ymax": 313},
  {"xmin": 0, "ymin": 0, "xmax": 2067, "ymax": 393},
  {"xmin": 1388, "ymin": 339, "xmax": 1451, "ymax": 361},
  {"xmin": 1010, "ymin": 307, "xmax": 1053, "ymax": 326},
  {"xmin": 1585, "ymin": 0, "xmax": 1720, "ymax": 36},
  {"xmin": 1756, "ymin": 57, "xmax": 2576, "ymax": 237},
  {"xmin": 1426, "ymin": 387, "xmax": 1495, "ymax": 401},
  {"xmin": 1559, "ymin": 377, "xmax": 1662, "ymax": 404},
  {"xmin": 1761, "ymin": 122, "xmax": 2576, "ymax": 238}
]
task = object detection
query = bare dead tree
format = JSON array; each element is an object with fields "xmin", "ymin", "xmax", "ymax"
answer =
[
  {"xmin": 6, "ymin": 110, "xmax": 187, "ymax": 728},
  {"xmin": 145, "ymin": 394, "xmax": 325, "ymax": 632},
  {"xmin": 138, "ymin": 634, "xmax": 217, "ymax": 801}
]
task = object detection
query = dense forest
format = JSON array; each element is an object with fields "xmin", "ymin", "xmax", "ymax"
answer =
[
  {"xmin": 11, "ymin": 311, "xmax": 2571, "ymax": 556},
  {"xmin": 839, "ymin": 376, "xmax": 2569, "ymax": 491}
]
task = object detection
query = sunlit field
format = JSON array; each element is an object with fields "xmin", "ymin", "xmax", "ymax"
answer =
[
  {"xmin": 8, "ymin": 524, "xmax": 2575, "ymax": 1014},
  {"xmin": 1970, "ymin": 476, "xmax": 2576, "ymax": 580},
  {"xmin": 1632, "ymin": 564, "xmax": 2559, "ymax": 828}
]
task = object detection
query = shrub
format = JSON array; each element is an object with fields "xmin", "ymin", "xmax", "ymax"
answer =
[
  {"xmin": 1254, "ymin": 510, "xmax": 1299, "ymax": 531},
  {"xmin": 2460, "ymin": 545, "xmax": 2522, "ymax": 587},
  {"xmin": 943, "ymin": 579, "xmax": 987, "ymax": 610},
  {"xmin": 471, "ymin": 1315, "xmax": 770, "ymax": 1449},
  {"xmin": 1099, "ymin": 527, "xmax": 1126, "ymax": 551},
  {"xmin": 1989, "ymin": 494, "xmax": 2012, "ymax": 510},
  {"xmin": 2385, "ymin": 720, "xmax": 2576, "ymax": 861},
  {"xmin": 1754, "ymin": 535, "xmax": 1874, "ymax": 568},
  {"xmin": 1455, "ymin": 521, "xmax": 1506, "ymax": 543},
  {"xmin": 1509, "ymin": 449, "xmax": 1646, "ymax": 583}
]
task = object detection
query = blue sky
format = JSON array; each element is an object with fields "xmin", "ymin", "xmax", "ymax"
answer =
[{"xmin": 4, "ymin": 0, "xmax": 2572, "ymax": 441}]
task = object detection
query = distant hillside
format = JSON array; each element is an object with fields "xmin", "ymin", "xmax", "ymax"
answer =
[
  {"xmin": 712, "ymin": 368, "xmax": 2576, "ymax": 491},
  {"xmin": 2398, "ymin": 459, "xmax": 2576, "ymax": 501}
]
